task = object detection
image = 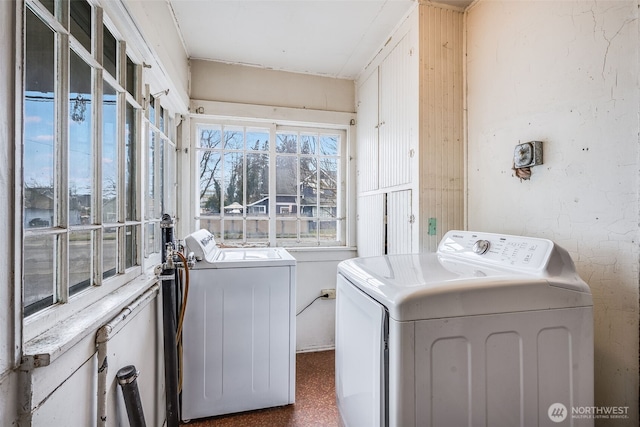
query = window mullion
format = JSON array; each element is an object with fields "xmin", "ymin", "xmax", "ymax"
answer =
[
  {"xmin": 268, "ymin": 125, "xmax": 277, "ymax": 246},
  {"xmin": 134, "ymin": 75, "xmax": 144, "ymax": 265},
  {"xmin": 93, "ymin": 4, "xmax": 104, "ymax": 288},
  {"xmin": 296, "ymin": 132, "xmax": 302, "ymax": 243},
  {"xmin": 242, "ymin": 130, "xmax": 247, "ymax": 243},
  {"xmin": 316, "ymin": 148, "xmax": 321, "ymax": 244},
  {"xmin": 116, "ymin": 41, "xmax": 127, "ymax": 273},
  {"xmin": 56, "ymin": 29, "xmax": 70, "ymax": 303},
  {"xmin": 94, "ymin": 68, "xmax": 103, "ymax": 286}
]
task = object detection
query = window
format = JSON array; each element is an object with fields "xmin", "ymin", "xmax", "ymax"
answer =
[
  {"xmin": 196, "ymin": 123, "xmax": 346, "ymax": 247},
  {"xmin": 21, "ymin": 0, "xmax": 175, "ymax": 318},
  {"xmin": 145, "ymin": 97, "xmax": 176, "ymax": 258}
]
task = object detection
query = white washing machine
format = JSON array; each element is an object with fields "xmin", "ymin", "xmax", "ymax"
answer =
[
  {"xmin": 181, "ymin": 229, "xmax": 296, "ymax": 421},
  {"xmin": 336, "ymin": 230, "xmax": 593, "ymax": 427}
]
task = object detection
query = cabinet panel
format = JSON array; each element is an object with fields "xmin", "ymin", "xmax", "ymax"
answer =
[
  {"xmin": 379, "ymin": 33, "xmax": 418, "ymax": 189},
  {"xmin": 356, "ymin": 194, "xmax": 385, "ymax": 257},
  {"xmin": 386, "ymin": 189, "xmax": 413, "ymax": 254},
  {"xmin": 356, "ymin": 69, "xmax": 379, "ymax": 193}
]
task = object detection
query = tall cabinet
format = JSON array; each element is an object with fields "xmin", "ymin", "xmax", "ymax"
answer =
[{"xmin": 356, "ymin": 3, "xmax": 464, "ymax": 256}]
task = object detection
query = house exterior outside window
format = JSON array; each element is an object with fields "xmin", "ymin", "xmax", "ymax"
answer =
[{"xmin": 195, "ymin": 122, "xmax": 346, "ymax": 247}]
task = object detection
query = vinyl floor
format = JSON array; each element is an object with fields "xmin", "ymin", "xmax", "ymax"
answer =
[{"xmin": 182, "ymin": 350, "xmax": 340, "ymax": 427}]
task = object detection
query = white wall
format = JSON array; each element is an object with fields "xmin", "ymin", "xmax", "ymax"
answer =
[
  {"xmin": 121, "ymin": 0, "xmax": 190, "ymax": 110},
  {"xmin": 191, "ymin": 60, "xmax": 355, "ymax": 112},
  {"xmin": 466, "ymin": 0, "xmax": 639, "ymax": 422},
  {"xmin": 291, "ymin": 250, "xmax": 355, "ymax": 352}
]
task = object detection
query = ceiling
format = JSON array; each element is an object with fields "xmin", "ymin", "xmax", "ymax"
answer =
[{"xmin": 168, "ymin": 0, "xmax": 471, "ymax": 80}]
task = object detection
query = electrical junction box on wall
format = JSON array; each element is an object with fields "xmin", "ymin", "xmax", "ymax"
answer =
[{"xmin": 513, "ymin": 141, "xmax": 543, "ymax": 168}]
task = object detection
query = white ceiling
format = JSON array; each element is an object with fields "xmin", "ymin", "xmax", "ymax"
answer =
[{"xmin": 168, "ymin": 0, "xmax": 470, "ymax": 80}]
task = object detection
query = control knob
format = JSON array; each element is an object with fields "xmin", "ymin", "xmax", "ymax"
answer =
[{"xmin": 473, "ymin": 239, "xmax": 490, "ymax": 255}]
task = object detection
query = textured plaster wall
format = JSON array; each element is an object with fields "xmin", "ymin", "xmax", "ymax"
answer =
[{"xmin": 466, "ymin": 0, "xmax": 639, "ymax": 422}]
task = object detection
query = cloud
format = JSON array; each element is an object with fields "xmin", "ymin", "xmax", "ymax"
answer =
[
  {"xmin": 33, "ymin": 134, "xmax": 54, "ymax": 142},
  {"xmin": 24, "ymin": 115, "xmax": 42, "ymax": 124}
]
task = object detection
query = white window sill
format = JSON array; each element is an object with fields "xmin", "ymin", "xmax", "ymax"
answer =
[{"xmin": 22, "ymin": 273, "xmax": 159, "ymax": 369}]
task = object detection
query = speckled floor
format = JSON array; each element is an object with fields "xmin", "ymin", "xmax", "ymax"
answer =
[{"xmin": 182, "ymin": 350, "xmax": 340, "ymax": 427}]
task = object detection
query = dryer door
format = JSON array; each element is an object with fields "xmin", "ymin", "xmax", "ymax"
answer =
[{"xmin": 336, "ymin": 273, "xmax": 387, "ymax": 427}]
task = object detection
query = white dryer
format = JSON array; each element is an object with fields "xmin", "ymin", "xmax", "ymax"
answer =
[
  {"xmin": 181, "ymin": 229, "xmax": 296, "ymax": 421},
  {"xmin": 336, "ymin": 230, "xmax": 593, "ymax": 427}
]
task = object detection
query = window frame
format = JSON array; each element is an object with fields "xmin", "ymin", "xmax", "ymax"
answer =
[
  {"xmin": 19, "ymin": 0, "xmax": 177, "ymax": 340},
  {"xmin": 190, "ymin": 110, "xmax": 353, "ymax": 249}
]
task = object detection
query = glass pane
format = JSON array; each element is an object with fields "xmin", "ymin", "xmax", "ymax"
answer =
[
  {"xmin": 103, "ymin": 25, "xmax": 117, "ymax": 77},
  {"xmin": 69, "ymin": 51, "xmax": 93, "ymax": 226},
  {"xmin": 159, "ymin": 106, "xmax": 165, "ymax": 134},
  {"xmin": 319, "ymin": 220, "xmax": 338, "ymax": 241},
  {"xmin": 246, "ymin": 153, "xmax": 268, "ymax": 214},
  {"xmin": 300, "ymin": 134, "xmax": 317, "ymax": 154},
  {"xmin": 103, "ymin": 226, "xmax": 117, "ymax": 279},
  {"xmin": 24, "ymin": 9, "xmax": 55, "ymax": 230},
  {"xmin": 168, "ymin": 114, "xmax": 175, "ymax": 141},
  {"xmin": 154, "ymin": 221, "xmax": 161, "ymax": 253},
  {"xmin": 24, "ymin": 234, "xmax": 55, "ymax": 315},
  {"xmin": 246, "ymin": 128, "xmax": 269, "ymax": 151},
  {"xmin": 163, "ymin": 139, "xmax": 175, "ymax": 217},
  {"xmin": 149, "ymin": 96, "xmax": 155, "ymax": 126},
  {"xmin": 276, "ymin": 156, "xmax": 297, "ymax": 216},
  {"xmin": 103, "ymin": 82, "xmax": 117, "ymax": 223},
  {"xmin": 146, "ymin": 130, "xmax": 156, "ymax": 219},
  {"xmin": 199, "ymin": 126, "xmax": 221, "ymax": 148},
  {"xmin": 320, "ymin": 158, "xmax": 338, "ymax": 209},
  {"xmin": 125, "ymin": 102, "xmax": 137, "ymax": 221},
  {"xmin": 223, "ymin": 152, "xmax": 243, "ymax": 211},
  {"xmin": 69, "ymin": 231, "xmax": 92, "ymax": 295},
  {"xmin": 224, "ymin": 126, "xmax": 243, "ymax": 150},
  {"xmin": 200, "ymin": 218, "xmax": 221, "ymax": 240},
  {"xmin": 125, "ymin": 225, "xmax": 137, "ymax": 269},
  {"xmin": 70, "ymin": 0, "xmax": 92, "ymax": 53},
  {"xmin": 159, "ymin": 137, "xmax": 165, "ymax": 215},
  {"xmin": 276, "ymin": 132, "xmax": 297, "ymax": 153},
  {"xmin": 246, "ymin": 220, "xmax": 268, "ymax": 241},
  {"xmin": 300, "ymin": 219, "xmax": 318, "ymax": 242},
  {"xmin": 320, "ymin": 134, "xmax": 339, "ymax": 155},
  {"xmin": 224, "ymin": 219, "xmax": 243, "ymax": 242},
  {"xmin": 199, "ymin": 151, "xmax": 222, "ymax": 215},
  {"xmin": 145, "ymin": 222, "xmax": 155, "ymax": 256},
  {"xmin": 276, "ymin": 219, "xmax": 297, "ymax": 241},
  {"xmin": 126, "ymin": 56, "xmax": 136, "ymax": 97},
  {"xmin": 41, "ymin": 0, "xmax": 55, "ymax": 16},
  {"xmin": 300, "ymin": 157, "xmax": 317, "ymax": 211}
]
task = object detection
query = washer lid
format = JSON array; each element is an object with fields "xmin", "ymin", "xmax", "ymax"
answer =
[
  {"xmin": 338, "ymin": 231, "xmax": 592, "ymax": 321},
  {"xmin": 211, "ymin": 247, "xmax": 296, "ymax": 268}
]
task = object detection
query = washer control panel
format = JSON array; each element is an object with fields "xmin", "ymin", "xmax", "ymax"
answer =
[
  {"xmin": 184, "ymin": 229, "xmax": 220, "ymax": 262},
  {"xmin": 438, "ymin": 230, "xmax": 554, "ymax": 273}
]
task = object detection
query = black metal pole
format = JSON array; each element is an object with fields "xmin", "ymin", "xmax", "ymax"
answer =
[
  {"xmin": 161, "ymin": 214, "xmax": 180, "ymax": 427},
  {"xmin": 116, "ymin": 365, "xmax": 147, "ymax": 427}
]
